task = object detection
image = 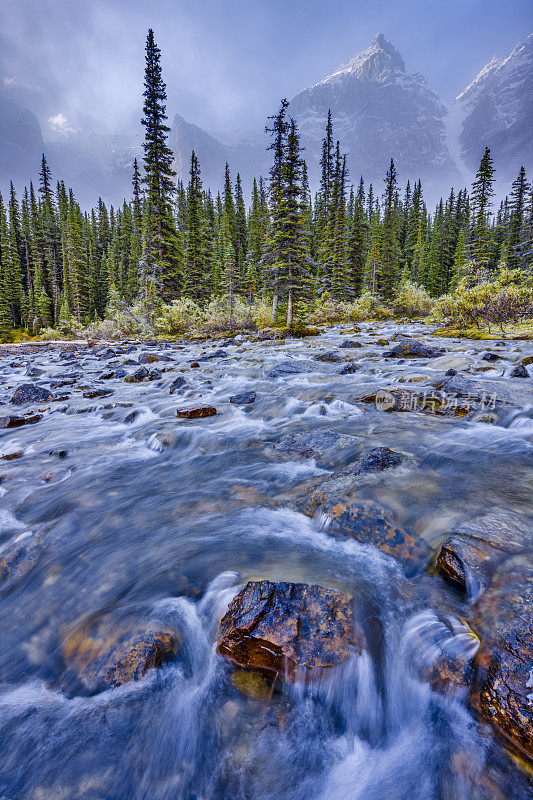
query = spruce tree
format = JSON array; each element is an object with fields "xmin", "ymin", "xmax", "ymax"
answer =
[
  {"xmin": 470, "ymin": 147, "xmax": 495, "ymax": 279},
  {"xmin": 141, "ymin": 28, "xmax": 181, "ymax": 297}
]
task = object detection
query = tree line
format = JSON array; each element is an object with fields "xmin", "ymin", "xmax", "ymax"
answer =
[{"xmin": 1, "ymin": 29, "xmax": 531, "ymax": 335}]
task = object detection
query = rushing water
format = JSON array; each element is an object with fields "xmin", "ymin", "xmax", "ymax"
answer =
[{"xmin": 0, "ymin": 323, "xmax": 532, "ymax": 800}]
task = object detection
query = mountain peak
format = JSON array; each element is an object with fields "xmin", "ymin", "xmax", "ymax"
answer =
[{"xmin": 320, "ymin": 34, "xmax": 405, "ymax": 86}]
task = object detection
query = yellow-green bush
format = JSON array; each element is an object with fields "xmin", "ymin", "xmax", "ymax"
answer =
[{"xmin": 392, "ymin": 281, "xmax": 434, "ymax": 318}]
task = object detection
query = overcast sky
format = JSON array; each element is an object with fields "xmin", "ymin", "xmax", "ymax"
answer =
[{"xmin": 1, "ymin": 0, "xmax": 531, "ymax": 140}]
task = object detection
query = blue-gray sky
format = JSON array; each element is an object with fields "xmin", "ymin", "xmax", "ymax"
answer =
[{"xmin": 1, "ymin": 0, "xmax": 531, "ymax": 138}]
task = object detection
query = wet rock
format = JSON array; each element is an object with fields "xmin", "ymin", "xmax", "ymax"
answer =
[
  {"xmin": 0, "ymin": 414, "xmax": 41, "ymax": 429},
  {"xmin": 509, "ymin": 364, "xmax": 529, "ymax": 378},
  {"xmin": 190, "ymin": 361, "xmax": 201, "ymax": 368},
  {"xmin": 1, "ymin": 450, "xmax": 23, "ymax": 460},
  {"xmin": 481, "ymin": 352, "xmax": 502, "ymax": 362},
  {"xmin": 62, "ymin": 617, "xmax": 178, "ymax": 693},
  {"xmin": 405, "ymin": 612, "xmax": 478, "ymax": 696},
  {"xmin": 114, "ymin": 368, "xmax": 127, "ymax": 379},
  {"xmin": 440, "ymin": 375, "xmax": 531, "ymax": 407},
  {"xmin": 356, "ymin": 388, "xmax": 471, "ymax": 416},
  {"xmin": 376, "ymin": 338, "xmax": 390, "ymax": 346},
  {"xmin": 305, "ymin": 498, "xmax": 430, "ymax": 576},
  {"xmin": 0, "ymin": 531, "xmax": 43, "ymax": 591},
  {"xmin": 383, "ymin": 340, "xmax": 444, "ymax": 359},
  {"xmin": 355, "ymin": 447, "xmax": 407, "ymax": 473},
  {"xmin": 232, "ymin": 668, "xmax": 274, "ymax": 699},
  {"xmin": 169, "ymin": 376, "xmax": 188, "ymax": 394},
  {"xmin": 273, "ymin": 429, "xmax": 359, "ymax": 466},
  {"xmin": 82, "ymin": 388, "xmax": 114, "ymax": 399},
  {"xmin": 11, "ymin": 383, "xmax": 53, "ymax": 405},
  {"xmin": 217, "ymin": 580, "xmax": 362, "ymax": 679},
  {"xmin": 26, "ymin": 366, "xmax": 45, "ymax": 377},
  {"xmin": 124, "ymin": 410, "xmax": 140, "ymax": 424},
  {"xmin": 176, "ymin": 406, "xmax": 217, "ymax": 419},
  {"xmin": 266, "ymin": 360, "xmax": 310, "ymax": 378},
  {"xmin": 435, "ymin": 535, "xmax": 500, "ymax": 597},
  {"xmin": 339, "ymin": 339, "xmax": 361, "ymax": 349},
  {"xmin": 290, "ymin": 448, "xmax": 416, "ymax": 517},
  {"xmin": 197, "ymin": 349, "xmax": 228, "ymax": 361},
  {"xmin": 470, "ymin": 563, "xmax": 533, "ymax": 761},
  {"xmin": 445, "ymin": 368, "xmax": 457, "ymax": 376},
  {"xmin": 521, "ymin": 355, "xmax": 533, "ymax": 367},
  {"xmin": 453, "ymin": 509, "xmax": 530, "ymax": 558},
  {"xmin": 138, "ymin": 352, "xmax": 159, "ymax": 364},
  {"xmin": 314, "ymin": 351, "xmax": 342, "ymax": 362},
  {"xmin": 148, "ymin": 368, "xmax": 162, "ymax": 380},
  {"xmin": 230, "ymin": 391, "xmax": 256, "ymax": 405},
  {"xmin": 124, "ymin": 367, "xmax": 149, "ymax": 383},
  {"xmin": 338, "ymin": 363, "xmax": 360, "ymax": 375}
]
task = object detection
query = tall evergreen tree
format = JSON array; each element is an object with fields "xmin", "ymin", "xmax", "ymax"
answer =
[{"xmin": 141, "ymin": 28, "xmax": 181, "ymax": 297}]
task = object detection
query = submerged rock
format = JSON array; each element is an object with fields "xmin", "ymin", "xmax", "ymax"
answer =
[
  {"xmin": 356, "ymin": 388, "xmax": 471, "ymax": 416},
  {"xmin": 435, "ymin": 535, "xmax": 499, "ymax": 598},
  {"xmin": 470, "ymin": 563, "xmax": 533, "ymax": 761},
  {"xmin": 82, "ymin": 388, "xmax": 114, "ymax": 399},
  {"xmin": 273, "ymin": 429, "xmax": 359, "ymax": 466},
  {"xmin": 176, "ymin": 406, "xmax": 217, "ymax": 419},
  {"xmin": 509, "ymin": 364, "xmax": 529, "ymax": 378},
  {"xmin": 169, "ymin": 376, "xmax": 187, "ymax": 394},
  {"xmin": 62, "ymin": 616, "xmax": 178, "ymax": 693},
  {"xmin": 301, "ymin": 497, "xmax": 430, "ymax": 576},
  {"xmin": 138, "ymin": 352, "xmax": 159, "ymax": 364},
  {"xmin": 338, "ymin": 339, "xmax": 361, "ymax": 349},
  {"xmin": 124, "ymin": 367, "xmax": 150, "ymax": 383},
  {"xmin": 217, "ymin": 580, "xmax": 362, "ymax": 679},
  {"xmin": 266, "ymin": 360, "xmax": 310, "ymax": 378},
  {"xmin": 0, "ymin": 414, "xmax": 41, "ymax": 429},
  {"xmin": 383, "ymin": 340, "xmax": 444, "ymax": 359},
  {"xmin": 338, "ymin": 363, "xmax": 360, "ymax": 375},
  {"xmin": 314, "ymin": 351, "xmax": 342, "ymax": 362},
  {"xmin": 230, "ymin": 390, "xmax": 256, "ymax": 405},
  {"xmin": 0, "ymin": 531, "xmax": 43, "ymax": 591},
  {"xmin": 11, "ymin": 383, "xmax": 53, "ymax": 405}
]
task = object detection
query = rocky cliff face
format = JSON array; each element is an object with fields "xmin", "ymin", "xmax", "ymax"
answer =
[
  {"xmin": 0, "ymin": 96, "xmax": 44, "ymax": 186},
  {"xmin": 457, "ymin": 34, "xmax": 533, "ymax": 179},
  {"xmin": 289, "ymin": 34, "xmax": 459, "ymax": 192}
]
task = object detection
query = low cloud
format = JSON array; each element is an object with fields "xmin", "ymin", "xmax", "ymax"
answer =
[{"xmin": 48, "ymin": 112, "xmax": 76, "ymax": 137}]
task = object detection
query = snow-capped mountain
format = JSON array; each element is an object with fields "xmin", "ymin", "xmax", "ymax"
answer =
[
  {"xmin": 457, "ymin": 34, "xmax": 533, "ymax": 180},
  {"xmin": 288, "ymin": 33, "xmax": 459, "ymax": 192}
]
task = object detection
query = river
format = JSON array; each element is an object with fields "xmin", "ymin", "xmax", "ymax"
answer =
[{"xmin": 0, "ymin": 322, "xmax": 532, "ymax": 799}]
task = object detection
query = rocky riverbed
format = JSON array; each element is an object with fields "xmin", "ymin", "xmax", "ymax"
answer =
[{"xmin": 0, "ymin": 322, "xmax": 532, "ymax": 800}]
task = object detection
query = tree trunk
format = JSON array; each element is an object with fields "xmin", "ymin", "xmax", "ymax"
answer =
[
  {"xmin": 287, "ymin": 286, "xmax": 293, "ymax": 327},
  {"xmin": 270, "ymin": 288, "xmax": 279, "ymax": 325}
]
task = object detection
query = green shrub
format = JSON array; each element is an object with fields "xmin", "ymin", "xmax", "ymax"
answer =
[{"xmin": 392, "ymin": 281, "xmax": 434, "ymax": 318}]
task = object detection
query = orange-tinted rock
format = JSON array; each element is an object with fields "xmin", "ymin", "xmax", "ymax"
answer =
[
  {"xmin": 1, "ymin": 450, "xmax": 23, "ymax": 460},
  {"xmin": 62, "ymin": 616, "xmax": 179, "ymax": 693},
  {"xmin": 176, "ymin": 406, "xmax": 217, "ymax": 419},
  {"xmin": 217, "ymin": 580, "xmax": 362, "ymax": 680},
  {"xmin": 470, "ymin": 563, "xmax": 533, "ymax": 761},
  {"xmin": 435, "ymin": 535, "xmax": 497, "ymax": 597},
  {"xmin": 0, "ymin": 531, "xmax": 43, "ymax": 590},
  {"xmin": 313, "ymin": 498, "xmax": 430, "ymax": 576}
]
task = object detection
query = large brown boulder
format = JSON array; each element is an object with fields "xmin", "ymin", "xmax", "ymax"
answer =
[
  {"xmin": 217, "ymin": 580, "xmax": 362, "ymax": 680},
  {"xmin": 470, "ymin": 563, "xmax": 533, "ymax": 761},
  {"xmin": 62, "ymin": 616, "xmax": 179, "ymax": 693}
]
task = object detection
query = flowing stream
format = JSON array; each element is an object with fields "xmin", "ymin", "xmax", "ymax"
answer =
[{"xmin": 0, "ymin": 322, "xmax": 532, "ymax": 800}]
